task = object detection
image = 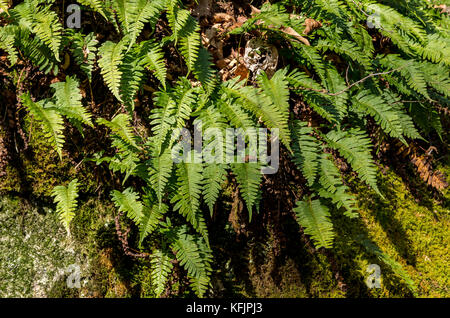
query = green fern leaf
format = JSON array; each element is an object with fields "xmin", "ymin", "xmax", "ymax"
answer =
[
  {"xmin": 50, "ymin": 76, "xmax": 93, "ymax": 127},
  {"xmin": 171, "ymin": 158, "xmax": 208, "ymax": 243},
  {"xmin": 292, "ymin": 121, "xmax": 321, "ymax": 186},
  {"xmin": 21, "ymin": 93, "xmax": 65, "ymax": 159},
  {"xmin": 294, "ymin": 197, "xmax": 334, "ymax": 249},
  {"xmin": 97, "ymin": 114, "xmax": 139, "ymax": 149},
  {"xmin": 52, "ymin": 179, "xmax": 79, "ymax": 234},
  {"xmin": 231, "ymin": 162, "xmax": 262, "ymax": 221},
  {"xmin": 111, "ymin": 188, "xmax": 144, "ymax": 224},
  {"xmin": 98, "ymin": 40, "xmax": 127, "ymax": 101},
  {"xmin": 203, "ymin": 164, "xmax": 227, "ymax": 216},
  {"xmin": 324, "ymin": 129, "xmax": 382, "ymax": 197},
  {"xmin": 150, "ymin": 248, "xmax": 174, "ymax": 297}
]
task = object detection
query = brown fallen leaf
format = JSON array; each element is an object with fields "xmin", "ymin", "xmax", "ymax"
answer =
[
  {"xmin": 280, "ymin": 26, "xmax": 310, "ymax": 46},
  {"xmin": 303, "ymin": 18, "xmax": 322, "ymax": 35},
  {"xmin": 234, "ymin": 63, "xmax": 249, "ymax": 82},
  {"xmin": 213, "ymin": 12, "xmax": 235, "ymax": 23},
  {"xmin": 434, "ymin": 4, "xmax": 450, "ymax": 14}
]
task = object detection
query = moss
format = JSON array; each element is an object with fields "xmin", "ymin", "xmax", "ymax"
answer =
[
  {"xmin": 0, "ymin": 196, "xmax": 77, "ymax": 297},
  {"xmin": 17, "ymin": 117, "xmax": 99, "ymax": 197},
  {"xmin": 327, "ymin": 163, "xmax": 450, "ymax": 297}
]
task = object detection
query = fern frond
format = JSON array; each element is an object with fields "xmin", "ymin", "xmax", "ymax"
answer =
[
  {"xmin": 224, "ymin": 78, "xmax": 291, "ymax": 151},
  {"xmin": 194, "ymin": 47, "xmax": 217, "ymax": 92},
  {"xmin": 317, "ymin": 38, "xmax": 371, "ymax": 69},
  {"xmin": 119, "ymin": 45, "xmax": 147, "ymax": 110},
  {"xmin": 14, "ymin": 26, "xmax": 58, "ymax": 73},
  {"xmin": 97, "ymin": 114, "xmax": 139, "ymax": 149},
  {"xmin": 148, "ymin": 143, "xmax": 174, "ymax": 206},
  {"xmin": 171, "ymin": 158, "xmax": 208, "ymax": 243},
  {"xmin": 31, "ymin": 5, "xmax": 63, "ymax": 61},
  {"xmin": 21, "ymin": 93, "xmax": 65, "ymax": 159},
  {"xmin": 150, "ymin": 90, "xmax": 176, "ymax": 154},
  {"xmin": 203, "ymin": 164, "xmax": 227, "ymax": 216},
  {"xmin": 0, "ymin": 25, "xmax": 18, "ymax": 65},
  {"xmin": 351, "ymin": 91, "xmax": 405, "ymax": 143},
  {"xmin": 316, "ymin": 154, "xmax": 358, "ymax": 218},
  {"xmin": 378, "ymin": 55, "xmax": 429, "ymax": 99},
  {"xmin": 98, "ymin": 40, "xmax": 127, "ymax": 101},
  {"xmin": 292, "ymin": 121, "xmax": 321, "ymax": 186},
  {"xmin": 77, "ymin": 0, "xmax": 106, "ymax": 18},
  {"xmin": 150, "ymin": 248, "xmax": 174, "ymax": 297},
  {"xmin": 111, "ymin": 188, "xmax": 144, "ymax": 224},
  {"xmin": 294, "ymin": 197, "xmax": 335, "ymax": 249},
  {"xmin": 52, "ymin": 179, "xmax": 79, "ymax": 234},
  {"xmin": 0, "ymin": 0, "xmax": 10, "ymax": 14},
  {"xmin": 179, "ymin": 16, "xmax": 201, "ymax": 72},
  {"xmin": 142, "ymin": 40, "xmax": 167, "ymax": 88},
  {"xmin": 231, "ymin": 162, "xmax": 262, "ymax": 221},
  {"xmin": 172, "ymin": 79, "xmax": 196, "ymax": 128},
  {"xmin": 69, "ymin": 31, "xmax": 98, "ymax": 81},
  {"xmin": 171, "ymin": 226, "xmax": 212, "ymax": 297},
  {"xmin": 258, "ymin": 67, "xmax": 290, "ymax": 114},
  {"xmin": 324, "ymin": 129, "xmax": 381, "ymax": 196},
  {"xmin": 50, "ymin": 76, "xmax": 93, "ymax": 127},
  {"xmin": 139, "ymin": 202, "xmax": 168, "ymax": 244}
]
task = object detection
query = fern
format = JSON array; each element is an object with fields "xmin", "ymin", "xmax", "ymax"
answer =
[
  {"xmin": 378, "ymin": 55, "xmax": 430, "ymax": 100},
  {"xmin": 98, "ymin": 40, "xmax": 127, "ymax": 101},
  {"xmin": 0, "ymin": 0, "xmax": 9, "ymax": 14},
  {"xmin": 171, "ymin": 226, "xmax": 212, "ymax": 297},
  {"xmin": 324, "ymin": 129, "xmax": 382, "ymax": 196},
  {"xmin": 178, "ymin": 16, "xmax": 201, "ymax": 72},
  {"xmin": 0, "ymin": 25, "xmax": 18, "ymax": 65},
  {"xmin": 150, "ymin": 248, "xmax": 174, "ymax": 297},
  {"xmin": 149, "ymin": 90, "xmax": 176, "ymax": 154},
  {"xmin": 32, "ymin": 5, "xmax": 63, "ymax": 61},
  {"xmin": 142, "ymin": 40, "xmax": 167, "ymax": 88},
  {"xmin": 351, "ymin": 91, "xmax": 406, "ymax": 143},
  {"xmin": 203, "ymin": 164, "xmax": 227, "ymax": 216},
  {"xmin": 140, "ymin": 202, "xmax": 168, "ymax": 244},
  {"xmin": 21, "ymin": 93, "xmax": 65, "ymax": 159},
  {"xmin": 316, "ymin": 154, "xmax": 358, "ymax": 218},
  {"xmin": 111, "ymin": 188, "xmax": 144, "ymax": 224},
  {"xmin": 68, "ymin": 31, "xmax": 98, "ymax": 81},
  {"xmin": 171, "ymin": 158, "xmax": 209, "ymax": 243},
  {"xmin": 77, "ymin": 0, "xmax": 107, "ymax": 18},
  {"xmin": 97, "ymin": 114, "xmax": 139, "ymax": 149},
  {"xmin": 50, "ymin": 76, "xmax": 93, "ymax": 127},
  {"xmin": 292, "ymin": 121, "xmax": 321, "ymax": 187},
  {"xmin": 14, "ymin": 25, "xmax": 59, "ymax": 73},
  {"xmin": 231, "ymin": 162, "xmax": 262, "ymax": 221},
  {"xmin": 52, "ymin": 179, "xmax": 80, "ymax": 234},
  {"xmin": 8, "ymin": 0, "xmax": 446, "ymax": 297},
  {"xmin": 148, "ymin": 143, "xmax": 174, "ymax": 206},
  {"xmin": 294, "ymin": 197, "xmax": 335, "ymax": 249}
]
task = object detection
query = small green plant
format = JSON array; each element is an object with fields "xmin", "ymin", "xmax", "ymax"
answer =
[{"xmin": 52, "ymin": 179, "xmax": 80, "ymax": 234}]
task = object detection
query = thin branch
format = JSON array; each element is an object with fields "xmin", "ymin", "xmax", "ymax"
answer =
[{"xmin": 296, "ymin": 63, "xmax": 413, "ymax": 96}]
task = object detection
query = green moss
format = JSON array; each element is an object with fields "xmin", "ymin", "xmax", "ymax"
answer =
[
  {"xmin": 17, "ymin": 117, "xmax": 98, "ymax": 197},
  {"xmin": 0, "ymin": 196, "xmax": 77, "ymax": 297},
  {"xmin": 328, "ymin": 164, "xmax": 450, "ymax": 297}
]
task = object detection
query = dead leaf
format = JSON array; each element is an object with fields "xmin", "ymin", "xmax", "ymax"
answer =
[
  {"xmin": 280, "ymin": 27, "xmax": 310, "ymax": 46},
  {"xmin": 234, "ymin": 63, "xmax": 249, "ymax": 82},
  {"xmin": 213, "ymin": 12, "xmax": 235, "ymax": 23},
  {"xmin": 303, "ymin": 18, "xmax": 322, "ymax": 35}
]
